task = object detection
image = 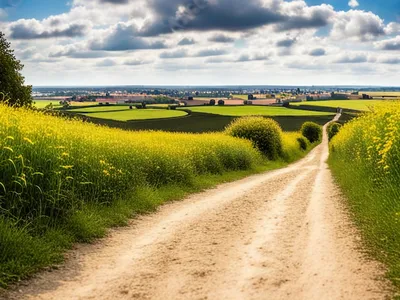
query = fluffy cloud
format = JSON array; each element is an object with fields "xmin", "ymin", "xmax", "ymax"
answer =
[
  {"xmin": 9, "ymin": 18, "xmax": 89, "ymax": 39},
  {"xmin": 386, "ymin": 22, "xmax": 400, "ymax": 35},
  {"xmin": 331, "ymin": 10, "xmax": 385, "ymax": 41},
  {"xmin": 334, "ymin": 53, "xmax": 369, "ymax": 63},
  {"xmin": 194, "ymin": 49, "xmax": 228, "ymax": 57},
  {"xmin": 309, "ymin": 48, "xmax": 326, "ymax": 56},
  {"xmin": 276, "ymin": 38, "xmax": 296, "ymax": 47},
  {"xmin": 89, "ymin": 23, "xmax": 167, "ymax": 51},
  {"xmin": 159, "ymin": 49, "xmax": 188, "ymax": 59},
  {"xmin": 96, "ymin": 58, "xmax": 117, "ymax": 67},
  {"xmin": 208, "ymin": 34, "xmax": 235, "ymax": 43},
  {"xmin": 348, "ymin": 0, "xmax": 359, "ymax": 8},
  {"xmin": 177, "ymin": 38, "xmax": 196, "ymax": 46},
  {"xmin": 375, "ymin": 36, "xmax": 400, "ymax": 50}
]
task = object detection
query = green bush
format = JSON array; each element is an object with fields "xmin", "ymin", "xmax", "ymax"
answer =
[
  {"xmin": 328, "ymin": 122, "xmax": 342, "ymax": 141},
  {"xmin": 225, "ymin": 116, "xmax": 283, "ymax": 160},
  {"xmin": 297, "ymin": 136, "xmax": 309, "ymax": 151},
  {"xmin": 301, "ymin": 121, "xmax": 322, "ymax": 143}
]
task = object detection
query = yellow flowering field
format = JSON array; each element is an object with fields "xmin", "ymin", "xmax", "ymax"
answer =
[
  {"xmin": 329, "ymin": 102, "xmax": 400, "ymax": 289},
  {"xmin": 0, "ymin": 103, "xmax": 316, "ymax": 287},
  {"xmin": 0, "ymin": 104, "xmax": 265, "ymax": 224}
]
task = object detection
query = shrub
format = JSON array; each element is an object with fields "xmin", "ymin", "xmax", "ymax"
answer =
[
  {"xmin": 225, "ymin": 116, "xmax": 283, "ymax": 160},
  {"xmin": 209, "ymin": 99, "xmax": 216, "ymax": 106},
  {"xmin": 301, "ymin": 121, "xmax": 322, "ymax": 143},
  {"xmin": 218, "ymin": 100, "xmax": 225, "ymax": 106},
  {"xmin": 281, "ymin": 132, "xmax": 310, "ymax": 163},
  {"xmin": 328, "ymin": 122, "xmax": 342, "ymax": 141},
  {"xmin": 297, "ymin": 136, "xmax": 309, "ymax": 151}
]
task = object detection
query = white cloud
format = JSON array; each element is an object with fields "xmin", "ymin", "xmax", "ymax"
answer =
[
  {"xmin": 331, "ymin": 10, "xmax": 385, "ymax": 41},
  {"xmin": 375, "ymin": 36, "xmax": 400, "ymax": 50},
  {"xmin": 0, "ymin": 0, "xmax": 398, "ymax": 85},
  {"xmin": 348, "ymin": 0, "xmax": 359, "ymax": 8}
]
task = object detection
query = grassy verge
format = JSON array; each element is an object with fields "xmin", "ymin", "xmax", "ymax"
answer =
[
  {"xmin": 329, "ymin": 102, "xmax": 400, "ymax": 295},
  {"xmin": 0, "ymin": 104, "xmax": 317, "ymax": 288}
]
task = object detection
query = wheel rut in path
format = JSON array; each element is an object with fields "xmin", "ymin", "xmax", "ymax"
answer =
[{"xmin": 6, "ymin": 114, "xmax": 391, "ymax": 300}]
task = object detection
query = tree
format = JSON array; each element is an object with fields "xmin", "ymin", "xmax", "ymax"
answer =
[{"xmin": 0, "ymin": 32, "xmax": 32, "ymax": 107}]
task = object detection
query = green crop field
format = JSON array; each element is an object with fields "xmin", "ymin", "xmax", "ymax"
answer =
[
  {"xmin": 181, "ymin": 106, "xmax": 333, "ymax": 116},
  {"xmin": 33, "ymin": 100, "xmax": 62, "ymax": 109},
  {"xmin": 80, "ymin": 108, "xmax": 187, "ymax": 121},
  {"xmin": 67, "ymin": 105, "xmax": 132, "ymax": 113},
  {"xmin": 291, "ymin": 100, "xmax": 385, "ymax": 111}
]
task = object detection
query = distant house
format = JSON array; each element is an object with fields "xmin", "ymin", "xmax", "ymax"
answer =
[{"xmin": 181, "ymin": 96, "xmax": 194, "ymax": 101}]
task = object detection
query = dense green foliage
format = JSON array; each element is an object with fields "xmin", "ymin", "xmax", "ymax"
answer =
[
  {"xmin": 225, "ymin": 117, "xmax": 283, "ymax": 160},
  {"xmin": 301, "ymin": 122, "xmax": 322, "ymax": 143},
  {"xmin": 327, "ymin": 122, "xmax": 342, "ymax": 141},
  {"xmin": 0, "ymin": 32, "xmax": 32, "ymax": 107},
  {"xmin": 329, "ymin": 103, "xmax": 400, "ymax": 291},
  {"xmin": 296, "ymin": 136, "xmax": 309, "ymax": 151}
]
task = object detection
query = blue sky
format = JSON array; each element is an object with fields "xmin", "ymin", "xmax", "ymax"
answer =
[
  {"xmin": 308, "ymin": 0, "xmax": 399, "ymax": 22},
  {"xmin": 0, "ymin": 0, "xmax": 399, "ymax": 86},
  {"xmin": 1, "ymin": 0, "xmax": 68, "ymax": 20}
]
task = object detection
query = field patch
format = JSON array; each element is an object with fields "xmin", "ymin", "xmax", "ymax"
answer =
[
  {"xmin": 67, "ymin": 107, "xmax": 187, "ymax": 121},
  {"xmin": 291, "ymin": 100, "xmax": 384, "ymax": 111},
  {"xmin": 181, "ymin": 106, "xmax": 333, "ymax": 116}
]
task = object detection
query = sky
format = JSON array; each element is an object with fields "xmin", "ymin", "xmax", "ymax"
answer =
[{"xmin": 0, "ymin": 0, "xmax": 399, "ymax": 86}]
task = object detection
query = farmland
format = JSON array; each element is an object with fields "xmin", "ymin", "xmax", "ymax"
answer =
[
  {"xmin": 0, "ymin": 103, "xmax": 321, "ymax": 287},
  {"xmin": 180, "ymin": 106, "xmax": 333, "ymax": 116},
  {"xmin": 83, "ymin": 109, "xmax": 187, "ymax": 121},
  {"xmin": 33, "ymin": 100, "xmax": 62, "ymax": 108},
  {"xmin": 363, "ymin": 91, "xmax": 400, "ymax": 98},
  {"xmin": 290, "ymin": 100, "xmax": 384, "ymax": 111},
  {"xmin": 65, "ymin": 106, "xmax": 188, "ymax": 121}
]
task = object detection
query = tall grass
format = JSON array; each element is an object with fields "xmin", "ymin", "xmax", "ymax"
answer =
[{"xmin": 329, "ymin": 102, "xmax": 400, "ymax": 291}]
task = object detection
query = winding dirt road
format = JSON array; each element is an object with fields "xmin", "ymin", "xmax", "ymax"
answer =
[{"xmin": 6, "ymin": 115, "xmax": 390, "ymax": 300}]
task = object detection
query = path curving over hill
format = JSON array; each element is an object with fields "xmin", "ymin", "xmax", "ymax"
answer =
[{"xmin": 6, "ymin": 114, "xmax": 391, "ymax": 300}]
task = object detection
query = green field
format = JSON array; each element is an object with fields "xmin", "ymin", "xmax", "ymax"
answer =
[
  {"xmin": 68, "ymin": 105, "xmax": 131, "ymax": 113},
  {"xmin": 181, "ymin": 106, "xmax": 333, "ymax": 116},
  {"xmin": 80, "ymin": 108, "xmax": 187, "ymax": 121},
  {"xmin": 291, "ymin": 100, "xmax": 384, "ymax": 111},
  {"xmin": 33, "ymin": 100, "xmax": 62, "ymax": 108}
]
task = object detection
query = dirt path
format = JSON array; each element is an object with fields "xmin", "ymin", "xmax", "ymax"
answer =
[{"xmin": 6, "ymin": 114, "xmax": 390, "ymax": 300}]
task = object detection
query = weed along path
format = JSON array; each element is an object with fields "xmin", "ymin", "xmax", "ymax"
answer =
[{"xmin": 7, "ymin": 115, "xmax": 390, "ymax": 300}]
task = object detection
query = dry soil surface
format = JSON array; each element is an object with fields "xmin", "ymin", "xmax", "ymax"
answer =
[{"xmin": 5, "ymin": 115, "xmax": 391, "ymax": 300}]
